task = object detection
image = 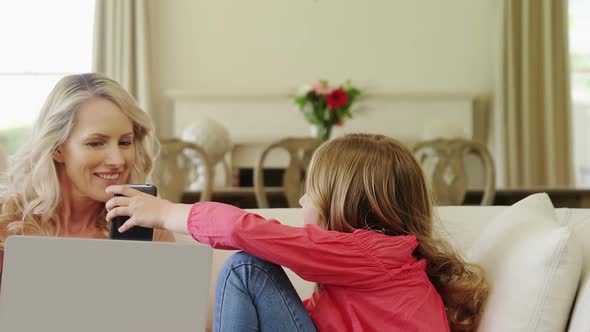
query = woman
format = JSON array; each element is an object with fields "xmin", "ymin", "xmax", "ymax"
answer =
[{"xmin": 0, "ymin": 73, "xmax": 174, "ymax": 275}]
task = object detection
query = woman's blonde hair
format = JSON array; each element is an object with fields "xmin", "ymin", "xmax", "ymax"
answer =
[
  {"xmin": 306, "ymin": 133, "xmax": 488, "ymax": 331},
  {"xmin": 0, "ymin": 73, "xmax": 157, "ymax": 243}
]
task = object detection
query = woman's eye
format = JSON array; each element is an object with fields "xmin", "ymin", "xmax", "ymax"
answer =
[
  {"xmin": 86, "ymin": 142, "xmax": 103, "ymax": 148},
  {"xmin": 120, "ymin": 140, "xmax": 133, "ymax": 147}
]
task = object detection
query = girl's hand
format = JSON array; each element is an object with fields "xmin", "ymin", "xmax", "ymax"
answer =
[{"xmin": 105, "ymin": 185, "xmax": 173, "ymax": 232}]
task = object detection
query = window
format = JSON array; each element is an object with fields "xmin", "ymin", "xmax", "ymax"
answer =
[
  {"xmin": 0, "ymin": 0, "xmax": 95, "ymax": 155},
  {"xmin": 570, "ymin": 0, "xmax": 590, "ymax": 186}
]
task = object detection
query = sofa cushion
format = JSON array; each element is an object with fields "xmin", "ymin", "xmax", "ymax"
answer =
[
  {"xmin": 558, "ymin": 208, "xmax": 590, "ymax": 332},
  {"xmin": 468, "ymin": 193, "xmax": 582, "ymax": 332},
  {"xmin": 434, "ymin": 206, "xmax": 505, "ymax": 252}
]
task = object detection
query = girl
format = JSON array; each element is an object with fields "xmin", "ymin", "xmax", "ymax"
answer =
[{"xmin": 106, "ymin": 134, "xmax": 488, "ymax": 331}]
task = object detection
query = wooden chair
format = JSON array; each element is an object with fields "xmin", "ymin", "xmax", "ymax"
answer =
[
  {"xmin": 254, "ymin": 138, "xmax": 324, "ymax": 208},
  {"xmin": 154, "ymin": 139, "xmax": 213, "ymax": 203},
  {"xmin": 413, "ymin": 138, "xmax": 496, "ymax": 205}
]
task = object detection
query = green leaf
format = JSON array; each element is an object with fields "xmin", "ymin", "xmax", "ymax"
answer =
[
  {"xmin": 294, "ymin": 96, "xmax": 308, "ymax": 108},
  {"xmin": 304, "ymin": 112, "xmax": 321, "ymax": 124}
]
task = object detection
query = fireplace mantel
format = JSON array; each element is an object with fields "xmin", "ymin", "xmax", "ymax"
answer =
[{"xmin": 167, "ymin": 91, "xmax": 490, "ymax": 169}]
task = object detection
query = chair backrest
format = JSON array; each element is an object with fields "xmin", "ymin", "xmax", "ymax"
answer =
[
  {"xmin": 254, "ymin": 138, "xmax": 324, "ymax": 208},
  {"xmin": 413, "ymin": 138, "xmax": 496, "ymax": 205},
  {"xmin": 154, "ymin": 139, "xmax": 213, "ymax": 203}
]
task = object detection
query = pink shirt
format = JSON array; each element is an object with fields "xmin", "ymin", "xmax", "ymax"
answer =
[{"xmin": 187, "ymin": 202, "xmax": 449, "ymax": 332}]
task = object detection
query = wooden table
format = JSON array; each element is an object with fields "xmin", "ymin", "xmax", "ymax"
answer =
[
  {"xmin": 182, "ymin": 187, "xmax": 286, "ymax": 208},
  {"xmin": 183, "ymin": 186, "xmax": 590, "ymax": 209}
]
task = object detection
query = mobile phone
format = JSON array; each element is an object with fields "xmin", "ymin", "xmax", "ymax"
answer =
[{"xmin": 109, "ymin": 184, "xmax": 157, "ymax": 241}]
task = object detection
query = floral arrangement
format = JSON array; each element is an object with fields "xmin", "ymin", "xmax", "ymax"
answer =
[{"xmin": 294, "ymin": 80, "xmax": 361, "ymax": 140}]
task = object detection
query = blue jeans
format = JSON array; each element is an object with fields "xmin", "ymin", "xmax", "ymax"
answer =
[{"xmin": 214, "ymin": 251, "xmax": 318, "ymax": 332}]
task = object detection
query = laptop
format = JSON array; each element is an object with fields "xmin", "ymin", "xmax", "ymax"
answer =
[{"xmin": 0, "ymin": 236, "xmax": 212, "ymax": 332}]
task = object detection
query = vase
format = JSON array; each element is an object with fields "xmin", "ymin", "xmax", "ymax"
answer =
[{"xmin": 309, "ymin": 124, "xmax": 332, "ymax": 140}]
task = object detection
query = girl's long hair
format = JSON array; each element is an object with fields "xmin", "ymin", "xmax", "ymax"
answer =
[
  {"xmin": 306, "ymin": 134, "xmax": 488, "ymax": 331},
  {"xmin": 0, "ymin": 73, "xmax": 157, "ymax": 244}
]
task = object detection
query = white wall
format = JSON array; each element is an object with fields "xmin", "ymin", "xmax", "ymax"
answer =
[{"xmin": 148, "ymin": 0, "xmax": 499, "ymax": 137}]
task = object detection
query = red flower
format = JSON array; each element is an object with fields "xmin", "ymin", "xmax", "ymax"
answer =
[{"xmin": 326, "ymin": 89, "xmax": 348, "ymax": 109}]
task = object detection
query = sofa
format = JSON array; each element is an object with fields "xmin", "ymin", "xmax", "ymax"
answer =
[{"xmin": 176, "ymin": 193, "xmax": 590, "ymax": 331}]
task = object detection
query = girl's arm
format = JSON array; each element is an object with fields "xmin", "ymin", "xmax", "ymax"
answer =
[
  {"xmin": 105, "ymin": 186, "xmax": 417, "ymax": 287},
  {"xmin": 186, "ymin": 202, "xmax": 417, "ymax": 288}
]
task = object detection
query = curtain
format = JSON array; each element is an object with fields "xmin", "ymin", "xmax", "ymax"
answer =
[
  {"xmin": 92, "ymin": 0, "xmax": 153, "ymax": 117},
  {"xmin": 494, "ymin": 0, "xmax": 573, "ymax": 187}
]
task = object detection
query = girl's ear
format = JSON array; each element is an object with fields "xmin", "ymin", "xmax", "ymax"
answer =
[{"xmin": 53, "ymin": 148, "xmax": 64, "ymax": 163}]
